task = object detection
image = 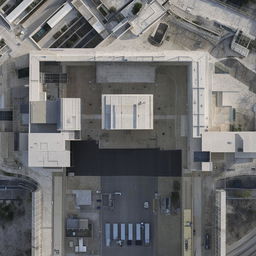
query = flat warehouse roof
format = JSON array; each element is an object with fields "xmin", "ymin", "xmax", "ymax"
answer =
[{"xmin": 67, "ymin": 141, "xmax": 182, "ymax": 176}]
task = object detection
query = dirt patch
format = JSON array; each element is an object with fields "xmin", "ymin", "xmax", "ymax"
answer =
[
  {"xmin": 0, "ymin": 189, "xmax": 32, "ymax": 256},
  {"xmin": 227, "ymin": 199, "xmax": 256, "ymax": 245}
]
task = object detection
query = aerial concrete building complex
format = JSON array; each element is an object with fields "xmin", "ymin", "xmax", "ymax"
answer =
[
  {"xmin": 26, "ymin": 49, "xmax": 211, "ymax": 256},
  {"xmin": 25, "ymin": 48, "xmax": 245, "ymax": 256},
  {"xmin": 2, "ymin": 0, "xmax": 256, "ymax": 254}
]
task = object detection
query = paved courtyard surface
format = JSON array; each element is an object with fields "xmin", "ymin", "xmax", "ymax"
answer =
[{"xmin": 65, "ymin": 62, "xmax": 188, "ymax": 169}]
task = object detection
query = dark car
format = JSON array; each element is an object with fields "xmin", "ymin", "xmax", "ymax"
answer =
[
  {"xmin": 185, "ymin": 240, "xmax": 188, "ymax": 250},
  {"xmin": 149, "ymin": 23, "xmax": 168, "ymax": 46},
  {"xmin": 205, "ymin": 234, "xmax": 210, "ymax": 250}
]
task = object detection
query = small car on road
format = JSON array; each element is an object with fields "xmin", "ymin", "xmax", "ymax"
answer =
[{"xmin": 205, "ymin": 233, "xmax": 210, "ymax": 250}]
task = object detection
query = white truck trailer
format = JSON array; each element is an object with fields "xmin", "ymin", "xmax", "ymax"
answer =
[
  {"xmin": 144, "ymin": 223, "xmax": 150, "ymax": 245},
  {"xmin": 105, "ymin": 223, "xmax": 111, "ymax": 247}
]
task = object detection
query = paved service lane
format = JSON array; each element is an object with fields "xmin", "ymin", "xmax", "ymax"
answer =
[{"xmin": 193, "ymin": 176, "xmax": 202, "ymax": 256}]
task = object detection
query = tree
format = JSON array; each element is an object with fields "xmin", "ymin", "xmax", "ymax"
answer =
[{"xmin": 132, "ymin": 2, "xmax": 142, "ymax": 15}]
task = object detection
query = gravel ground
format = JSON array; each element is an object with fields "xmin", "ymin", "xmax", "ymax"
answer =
[
  {"xmin": 227, "ymin": 199, "xmax": 256, "ymax": 245},
  {"xmin": 0, "ymin": 189, "xmax": 31, "ymax": 256}
]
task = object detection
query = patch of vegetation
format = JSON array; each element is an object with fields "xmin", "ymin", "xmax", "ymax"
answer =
[
  {"xmin": 230, "ymin": 124, "xmax": 242, "ymax": 131},
  {"xmin": 232, "ymin": 190, "xmax": 252, "ymax": 198},
  {"xmin": 2, "ymin": 4, "xmax": 10, "ymax": 13},
  {"xmin": 2, "ymin": 171, "xmax": 15, "ymax": 177},
  {"xmin": 0, "ymin": 0, "xmax": 7, "ymax": 6},
  {"xmin": 0, "ymin": 203, "xmax": 14, "ymax": 222},
  {"xmin": 53, "ymin": 31, "xmax": 62, "ymax": 40},
  {"xmin": 61, "ymin": 25, "xmax": 68, "ymax": 33},
  {"xmin": 132, "ymin": 2, "xmax": 142, "ymax": 15},
  {"xmin": 227, "ymin": 199, "xmax": 256, "ymax": 244},
  {"xmin": 173, "ymin": 180, "xmax": 181, "ymax": 191},
  {"xmin": 226, "ymin": 0, "xmax": 249, "ymax": 7},
  {"xmin": 109, "ymin": 6, "xmax": 116, "ymax": 13},
  {"xmin": 192, "ymin": 20, "xmax": 202, "ymax": 26},
  {"xmin": 171, "ymin": 191, "xmax": 180, "ymax": 210},
  {"xmin": 99, "ymin": 6, "xmax": 108, "ymax": 16}
]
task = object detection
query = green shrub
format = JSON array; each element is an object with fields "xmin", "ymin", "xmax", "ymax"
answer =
[
  {"xmin": 53, "ymin": 31, "xmax": 62, "ymax": 39},
  {"xmin": 109, "ymin": 6, "xmax": 116, "ymax": 13},
  {"xmin": 132, "ymin": 2, "xmax": 142, "ymax": 15}
]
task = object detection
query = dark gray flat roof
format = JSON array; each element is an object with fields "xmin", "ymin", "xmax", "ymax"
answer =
[{"xmin": 68, "ymin": 140, "xmax": 182, "ymax": 176}]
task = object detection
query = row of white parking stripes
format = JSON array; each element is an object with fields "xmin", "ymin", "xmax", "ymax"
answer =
[{"xmin": 105, "ymin": 223, "xmax": 150, "ymax": 247}]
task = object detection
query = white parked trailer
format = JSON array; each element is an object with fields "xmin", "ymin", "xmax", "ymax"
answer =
[
  {"xmin": 113, "ymin": 223, "xmax": 118, "ymax": 240},
  {"xmin": 128, "ymin": 224, "xmax": 133, "ymax": 241},
  {"xmin": 145, "ymin": 223, "xmax": 150, "ymax": 244},
  {"xmin": 121, "ymin": 224, "xmax": 126, "ymax": 241},
  {"xmin": 136, "ymin": 223, "xmax": 141, "ymax": 241},
  {"xmin": 105, "ymin": 223, "xmax": 111, "ymax": 247}
]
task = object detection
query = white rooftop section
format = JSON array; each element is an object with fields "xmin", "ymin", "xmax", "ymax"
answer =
[
  {"xmin": 75, "ymin": 238, "xmax": 87, "ymax": 253},
  {"xmin": 201, "ymin": 162, "xmax": 213, "ymax": 172},
  {"xmin": 72, "ymin": 190, "xmax": 92, "ymax": 206},
  {"xmin": 28, "ymin": 133, "xmax": 70, "ymax": 167},
  {"xmin": 202, "ymin": 132, "xmax": 235, "ymax": 153},
  {"xmin": 59, "ymin": 98, "xmax": 81, "ymax": 131},
  {"xmin": 102, "ymin": 94, "xmax": 153, "ymax": 130},
  {"xmin": 202, "ymin": 132, "xmax": 256, "ymax": 153},
  {"xmin": 6, "ymin": 0, "xmax": 34, "ymax": 23},
  {"xmin": 191, "ymin": 55, "xmax": 209, "ymax": 138},
  {"xmin": 47, "ymin": 3, "xmax": 73, "ymax": 28}
]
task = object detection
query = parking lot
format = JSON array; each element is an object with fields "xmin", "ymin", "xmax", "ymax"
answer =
[{"xmin": 101, "ymin": 176, "xmax": 156, "ymax": 256}]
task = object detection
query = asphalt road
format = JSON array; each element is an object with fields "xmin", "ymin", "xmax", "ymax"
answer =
[
  {"xmin": 193, "ymin": 176, "xmax": 202, "ymax": 256},
  {"xmin": 0, "ymin": 178, "xmax": 37, "ymax": 191},
  {"xmin": 201, "ymin": 175, "xmax": 215, "ymax": 256}
]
